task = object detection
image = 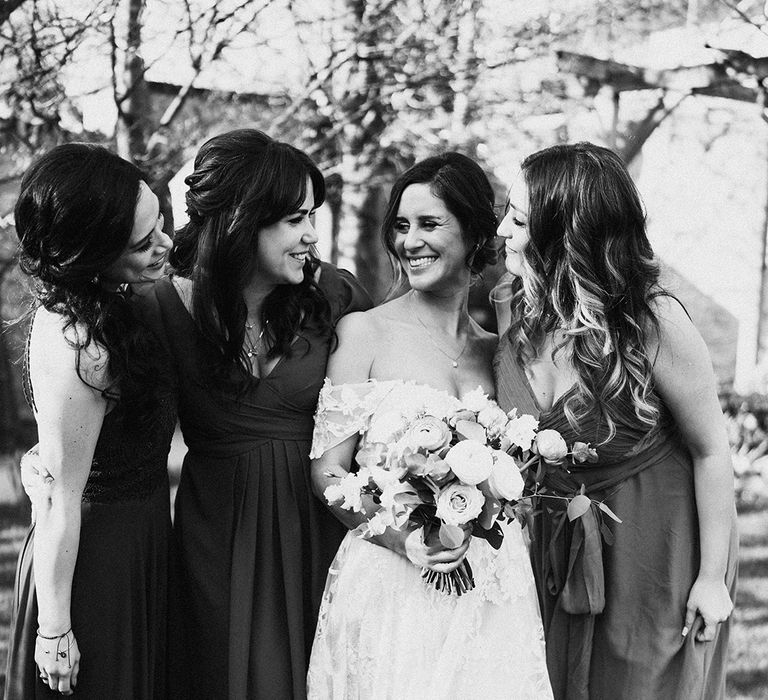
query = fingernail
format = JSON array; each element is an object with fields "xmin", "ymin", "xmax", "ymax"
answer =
[{"xmin": 682, "ymin": 626, "xmax": 689, "ymax": 637}]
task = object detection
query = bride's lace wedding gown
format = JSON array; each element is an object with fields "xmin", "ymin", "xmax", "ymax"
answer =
[{"xmin": 307, "ymin": 379, "xmax": 553, "ymax": 700}]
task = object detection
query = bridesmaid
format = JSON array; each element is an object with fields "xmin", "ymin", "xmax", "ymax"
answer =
[
  {"xmin": 138, "ymin": 129, "xmax": 372, "ymax": 699},
  {"xmin": 493, "ymin": 142, "xmax": 737, "ymax": 700},
  {"xmin": 5, "ymin": 144, "xmax": 175, "ymax": 698}
]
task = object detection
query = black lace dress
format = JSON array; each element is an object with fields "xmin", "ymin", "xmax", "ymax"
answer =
[{"xmin": 3, "ymin": 316, "xmax": 177, "ymax": 700}]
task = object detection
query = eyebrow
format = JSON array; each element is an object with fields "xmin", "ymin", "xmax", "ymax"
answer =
[{"xmin": 395, "ymin": 213, "xmax": 444, "ymax": 220}]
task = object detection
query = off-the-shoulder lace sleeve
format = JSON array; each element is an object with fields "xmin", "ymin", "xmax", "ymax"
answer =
[{"xmin": 310, "ymin": 379, "xmax": 395, "ymax": 458}]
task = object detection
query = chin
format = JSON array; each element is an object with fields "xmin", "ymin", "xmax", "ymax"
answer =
[{"xmin": 504, "ymin": 260, "xmax": 523, "ymax": 277}]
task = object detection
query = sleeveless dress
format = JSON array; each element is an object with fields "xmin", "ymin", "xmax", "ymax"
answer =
[
  {"xmin": 307, "ymin": 379, "xmax": 553, "ymax": 700},
  {"xmin": 140, "ymin": 264, "xmax": 371, "ymax": 700},
  {"xmin": 494, "ymin": 332, "xmax": 739, "ymax": 700},
  {"xmin": 3, "ymin": 314, "xmax": 177, "ymax": 700}
]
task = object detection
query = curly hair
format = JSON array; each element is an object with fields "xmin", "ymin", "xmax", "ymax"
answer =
[
  {"xmin": 381, "ymin": 152, "xmax": 498, "ymax": 297},
  {"xmin": 15, "ymin": 142, "xmax": 168, "ymax": 430},
  {"xmin": 506, "ymin": 142, "xmax": 665, "ymax": 440},
  {"xmin": 168, "ymin": 129, "xmax": 333, "ymax": 384}
]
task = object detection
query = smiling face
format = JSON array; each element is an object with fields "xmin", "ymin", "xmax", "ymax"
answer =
[
  {"xmin": 101, "ymin": 181, "xmax": 172, "ymax": 289},
  {"xmin": 252, "ymin": 178, "xmax": 319, "ymax": 289},
  {"xmin": 497, "ymin": 172, "xmax": 530, "ymax": 278},
  {"xmin": 393, "ymin": 183, "xmax": 471, "ymax": 294}
]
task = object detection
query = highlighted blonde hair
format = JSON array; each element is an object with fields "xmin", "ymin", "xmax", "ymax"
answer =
[{"xmin": 506, "ymin": 142, "xmax": 665, "ymax": 440}]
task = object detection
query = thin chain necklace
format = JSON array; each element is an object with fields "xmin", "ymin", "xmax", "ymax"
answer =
[
  {"xmin": 408, "ymin": 293, "xmax": 468, "ymax": 369},
  {"xmin": 244, "ymin": 319, "xmax": 269, "ymax": 359}
]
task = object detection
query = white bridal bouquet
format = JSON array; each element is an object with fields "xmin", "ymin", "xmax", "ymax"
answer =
[{"xmin": 325, "ymin": 387, "xmax": 613, "ymax": 595}]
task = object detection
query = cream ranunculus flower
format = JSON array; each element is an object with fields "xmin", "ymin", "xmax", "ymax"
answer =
[
  {"xmin": 487, "ymin": 450, "xmax": 525, "ymax": 501},
  {"xmin": 403, "ymin": 416, "xmax": 452, "ymax": 453},
  {"xmin": 435, "ymin": 482, "xmax": 485, "ymax": 526},
  {"xmin": 533, "ymin": 429, "xmax": 569, "ymax": 463},
  {"xmin": 443, "ymin": 440, "xmax": 493, "ymax": 485}
]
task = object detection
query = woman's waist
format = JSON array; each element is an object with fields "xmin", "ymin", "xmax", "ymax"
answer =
[
  {"xmin": 540, "ymin": 431, "xmax": 688, "ymax": 496},
  {"xmin": 82, "ymin": 465, "xmax": 169, "ymax": 505}
]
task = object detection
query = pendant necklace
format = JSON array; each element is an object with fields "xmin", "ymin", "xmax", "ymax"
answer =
[
  {"xmin": 409, "ymin": 294, "xmax": 468, "ymax": 369},
  {"xmin": 244, "ymin": 319, "xmax": 269, "ymax": 359}
]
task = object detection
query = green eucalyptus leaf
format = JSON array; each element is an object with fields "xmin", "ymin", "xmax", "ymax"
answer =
[
  {"xmin": 566, "ymin": 493, "xmax": 591, "ymax": 521},
  {"xmin": 598, "ymin": 501, "xmax": 622, "ymax": 523},
  {"xmin": 439, "ymin": 522, "xmax": 465, "ymax": 549},
  {"xmin": 455, "ymin": 419, "xmax": 487, "ymax": 443}
]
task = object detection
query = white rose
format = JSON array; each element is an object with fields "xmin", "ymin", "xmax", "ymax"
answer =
[
  {"xmin": 435, "ymin": 482, "xmax": 486, "ymax": 526},
  {"xmin": 533, "ymin": 429, "xmax": 569, "ymax": 463},
  {"xmin": 487, "ymin": 450, "xmax": 525, "ymax": 501},
  {"xmin": 444, "ymin": 440, "xmax": 493, "ymax": 485},
  {"xmin": 504, "ymin": 411, "xmax": 540, "ymax": 452}
]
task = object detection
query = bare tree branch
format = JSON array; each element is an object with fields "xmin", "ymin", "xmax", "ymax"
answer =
[{"xmin": 0, "ymin": 0, "xmax": 29, "ymax": 27}]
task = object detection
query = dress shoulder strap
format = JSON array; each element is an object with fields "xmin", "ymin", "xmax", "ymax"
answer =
[
  {"xmin": 22, "ymin": 313, "xmax": 37, "ymax": 413},
  {"xmin": 310, "ymin": 379, "xmax": 396, "ymax": 458}
]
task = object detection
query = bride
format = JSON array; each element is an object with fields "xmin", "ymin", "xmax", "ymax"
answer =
[{"xmin": 308, "ymin": 153, "xmax": 553, "ymax": 699}]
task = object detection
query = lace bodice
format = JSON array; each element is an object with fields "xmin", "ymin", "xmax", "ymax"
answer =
[{"xmin": 310, "ymin": 379, "xmax": 465, "ymax": 459}]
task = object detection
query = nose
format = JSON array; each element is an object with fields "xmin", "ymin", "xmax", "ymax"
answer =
[
  {"xmin": 302, "ymin": 218, "xmax": 319, "ymax": 244},
  {"xmin": 497, "ymin": 212, "xmax": 513, "ymax": 239},
  {"xmin": 402, "ymin": 226, "xmax": 423, "ymax": 252},
  {"xmin": 155, "ymin": 228, "xmax": 173, "ymax": 252}
]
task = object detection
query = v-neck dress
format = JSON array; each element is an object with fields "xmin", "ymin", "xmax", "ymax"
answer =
[
  {"xmin": 493, "ymin": 332, "xmax": 738, "ymax": 700},
  {"xmin": 141, "ymin": 264, "xmax": 371, "ymax": 700}
]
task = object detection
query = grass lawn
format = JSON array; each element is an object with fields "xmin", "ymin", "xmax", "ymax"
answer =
[{"xmin": 0, "ymin": 500, "xmax": 765, "ymax": 697}]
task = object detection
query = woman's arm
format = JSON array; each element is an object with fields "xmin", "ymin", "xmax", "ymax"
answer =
[
  {"xmin": 310, "ymin": 312, "xmax": 470, "ymax": 572},
  {"xmin": 30, "ymin": 311, "xmax": 109, "ymax": 693},
  {"xmin": 650, "ymin": 297, "xmax": 735, "ymax": 642}
]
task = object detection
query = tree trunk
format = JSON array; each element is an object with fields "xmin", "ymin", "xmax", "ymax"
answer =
[
  {"xmin": 115, "ymin": 0, "xmax": 149, "ymax": 162},
  {"xmin": 450, "ymin": 0, "xmax": 480, "ymax": 146}
]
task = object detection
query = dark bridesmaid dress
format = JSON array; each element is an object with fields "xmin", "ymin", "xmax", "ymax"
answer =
[
  {"xmin": 143, "ymin": 263, "xmax": 371, "ymax": 700},
  {"xmin": 4, "ymin": 321, "xmax": 176, "ymax": 700},
  {"xmin": 494, "ymin": 332, "xmax": 738, "ymax": 700}
]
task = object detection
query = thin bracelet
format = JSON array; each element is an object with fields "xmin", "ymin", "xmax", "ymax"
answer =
[{"xmin": 36, "ymin": 627, "xmax": 72, "ymax": 640}]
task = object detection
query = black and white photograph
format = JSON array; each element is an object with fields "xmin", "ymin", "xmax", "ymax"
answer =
[{"xmin": 0, "ymin": 0, "xmax": 765, "ymax": 698}]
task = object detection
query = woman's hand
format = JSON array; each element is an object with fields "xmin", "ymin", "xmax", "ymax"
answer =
[
  {"xmin": 683, "ymin": 575, "xmax": 734, "ymax": 642},
  {"xmin": 404, "ymin": 525, "xmax": 471, "ymax": 573},
  {"xmin": 35, "ymin": 629, "xmax": 80, "ymax": 695},
  {"xmin": 19, "ymin": 444, "xmax": 54, "ymax": 523}
]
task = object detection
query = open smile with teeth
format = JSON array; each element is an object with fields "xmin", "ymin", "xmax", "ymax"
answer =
[
  {"xmin": 289, "ymin": 252, "xmax": 308, "ymax": 262},
  {"xmin": 148, "ymin": 254, "xmax": 167, "ymax": 270},
  {"xmin": 408, "ymin": 256, "xmax": 438, "ymax": 269}
]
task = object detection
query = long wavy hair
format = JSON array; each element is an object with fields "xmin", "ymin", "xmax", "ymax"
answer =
[
  {"xmin": 506, "ymin": 142, "xmax": 665, "ymax": 440},
  {"xmin": 169, "ymin": 129, "xmax": 333, "ymax": 383},
  {"xmin": 381, "ymin": 152, "xmax": 498, "ymax": 297},
  {"xmin": 15, "ymin": 142, "xmax": 167, "ymax": 430}
]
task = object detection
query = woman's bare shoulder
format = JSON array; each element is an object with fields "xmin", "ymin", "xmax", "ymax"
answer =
[{"xmin": 30, "ymin": 308, "xmax": 109, "ymax": 391}]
